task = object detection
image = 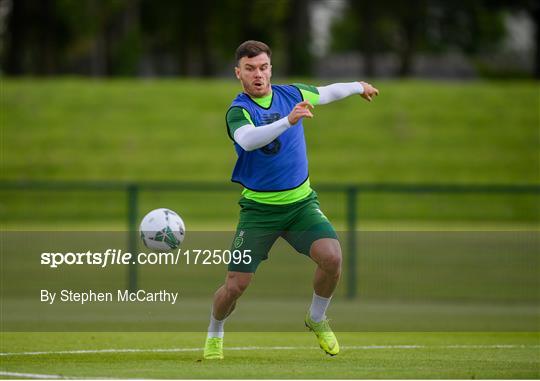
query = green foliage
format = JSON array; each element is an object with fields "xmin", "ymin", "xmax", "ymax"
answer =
[
  {"xmin": 2, "ymin": 0, "xmax": 306, "ymax": 76},
  {"xmin": 5, "ymin": 0, "xmax": 528, "ymax": 78},
  {"xmin": 330, "ymin": 0, "xmax": 509, "ymax": 74}
]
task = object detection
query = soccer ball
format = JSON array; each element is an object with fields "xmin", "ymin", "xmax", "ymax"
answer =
[{"xmin": 140, "ymin": 208, "xmax": 185, "ymax": 250}]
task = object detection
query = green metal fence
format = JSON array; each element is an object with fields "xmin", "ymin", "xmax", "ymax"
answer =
[{"xmin": 1, "ymin": 180, "xmax": 539, "ymax": 298}]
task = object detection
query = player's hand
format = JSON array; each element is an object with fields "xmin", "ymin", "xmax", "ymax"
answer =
[
  {"xmin": 359, "ymin": 81, "xmax": 379, "ymax": 102},
  {"xmin": 288, "ymin": 100, "xmax": 314, "ymax": 125}
]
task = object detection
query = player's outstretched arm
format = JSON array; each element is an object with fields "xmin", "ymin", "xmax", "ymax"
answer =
[{"xmin": 317, "ymin": 82, "xmax": 379, "ymax": 105}]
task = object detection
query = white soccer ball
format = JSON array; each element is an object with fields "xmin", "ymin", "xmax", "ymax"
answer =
[{"xmin": 140, "ymin": 208, "xmax": 185, "ymax": 250}]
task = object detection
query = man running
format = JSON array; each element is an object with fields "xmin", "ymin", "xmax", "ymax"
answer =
[{"xmin": 204, "ymin": 40, "xmax": 379, "ymax": 359}]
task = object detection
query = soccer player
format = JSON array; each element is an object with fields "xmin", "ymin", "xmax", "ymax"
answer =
[{"xmin": 204, "ymin": 40, "xmax": 379, "ymax": 359}]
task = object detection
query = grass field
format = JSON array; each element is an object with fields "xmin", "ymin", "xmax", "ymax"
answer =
[
  {"xmin": 2, "ymin": 79, "xmax": 539, "ymax": 227},
  {"xmin": 2, "ymin": 229, "xmax": 539, "ymax": 378},
  {"xmin": 3, "ymin": 79, "xmax": 538, "ymax": 183},
  {"xmin": 2, "ymin": 79, "xmax": 539, "ymax": 379},
  {"xmin": 1, "ymin": 332, "xmax": 539, "ymax": 379}
]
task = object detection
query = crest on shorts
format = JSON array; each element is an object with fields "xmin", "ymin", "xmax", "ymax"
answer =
[
  {"xmin": 234, "ymin": 236, "xmax": 244, "ymax": 248},
  {"xmin": 234, "ymin": 230, "xmax": 245, "ymax": 248}
]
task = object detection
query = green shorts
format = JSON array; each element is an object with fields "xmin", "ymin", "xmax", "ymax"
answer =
[{"xmin": 228, "ymin": 191, "xmax": 338, "ymax": 273}]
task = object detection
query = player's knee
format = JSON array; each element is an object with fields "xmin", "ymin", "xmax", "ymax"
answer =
[
  {"xmin": 325, "ymin": 251, "xmax": 342, "ymax": 276},
  {"xmin": 226, "ymin": 282, "xmax": 248, "ymax": 299},
  {"xmin": 311, "ymin": 239, "xmax": 342, "ymax": 275},
  {"xmin": 225, "ymin": 273, "xmax": 251, "ymax": 299}
]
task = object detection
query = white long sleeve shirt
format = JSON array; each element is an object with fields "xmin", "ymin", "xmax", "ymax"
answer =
[{"xmin": 233, "ymin": 82, "xmax": 364, "ymax": 151}]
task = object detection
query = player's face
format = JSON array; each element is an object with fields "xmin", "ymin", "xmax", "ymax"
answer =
[{"xmin": 235, "ymin": 53, "xmax": 272, "ymax": 98}]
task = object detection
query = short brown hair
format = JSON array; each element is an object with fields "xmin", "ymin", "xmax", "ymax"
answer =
[{"xmin": 235, "ymin": 40, "xmax": 272, "ymax": 65}]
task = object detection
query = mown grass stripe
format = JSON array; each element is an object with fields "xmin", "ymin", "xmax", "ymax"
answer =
[{"xmin": 1, "ymin": 344, "xmax": 538, "ymax": 357}]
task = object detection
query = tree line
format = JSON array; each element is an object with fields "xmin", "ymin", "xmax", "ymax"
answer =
[{"xmin": 2, "ymin": 0, "xmax": 539, "ymax": 78}]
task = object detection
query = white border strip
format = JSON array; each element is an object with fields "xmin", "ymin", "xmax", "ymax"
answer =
[
  {"xmin": 1, "ymin": 344, "xmax": 539, "ymax": 357},
  {"xmin": 0, "ymin": 371, "xmax": 116, "ymax": 380},
  {"xmin": 0, "ymin": 371, "xmax": 84, "ymax": 379}
]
